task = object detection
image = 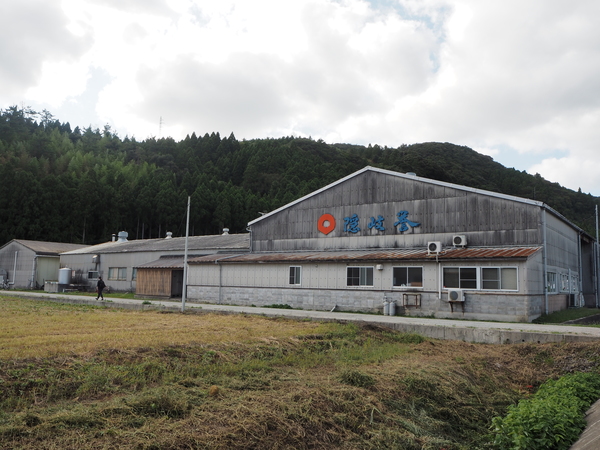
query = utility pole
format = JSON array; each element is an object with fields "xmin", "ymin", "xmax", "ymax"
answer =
[
  {"xmin": 181, "ymin": 196, "xmax": 190, "ymax": 313},
  {"xmin": 594, "ymin": 205, "xmax": 600, "ymax": 308}
]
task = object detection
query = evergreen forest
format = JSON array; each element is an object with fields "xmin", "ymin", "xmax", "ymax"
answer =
[{"xmin": 0, "ymin": 105, "xmax": 598, "ymax": 245}]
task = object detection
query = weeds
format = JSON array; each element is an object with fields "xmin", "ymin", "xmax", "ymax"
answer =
[{"xmin": 1, "ymin": 297, "xmax": 600, "ymax": 449}]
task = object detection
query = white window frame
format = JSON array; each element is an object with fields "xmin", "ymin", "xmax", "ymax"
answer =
[
  {"xmin": 88, "ymin": 271, "xmax": 99, "ymax": 280},
  {"xmin": 547, "ymin": 272, "xmax": 557, "ymax": 293},
  {"xmin": 442, "ymin": 266, "xmax": 519, "ymax": 292},
  {"xmin": 289, "ymin": 266, "xmax": 301, "ymax": 285},
  {"xmin": 560, "ymin": 273, "xmax": 570, "ymax": 292},
  {"xmin": 108, "ymin": 267, "xmax": 127, "ymax": 281},
  {"xmin": 443, "ymin": 267, "xmax": 478, "ymax": 290},
  {"xmin": 481, "ymin": 267, "xmax": 518, "ymax": 291},
  {"xmin": 392, "ymin": 266, "xmax": 423, "ymax": 289},
  {"xmin": 132, "ymin": 268, "xmax": 137, "ymax": 281},
  {"xmin": 347, "ymin": 266, "xmax": 374, "ymax": 287}
]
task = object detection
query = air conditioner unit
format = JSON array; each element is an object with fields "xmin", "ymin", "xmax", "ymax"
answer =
[
  {"xmin": 427, "ymin": 241, "xmax": 442, "ymax": 254},
  {"xmin": 452, "ymin": 235, "xmax": 467, "ymax": 247},
  {"xmin": 447, "ymin": 289, "xmax": 464, "ymax": 302}
]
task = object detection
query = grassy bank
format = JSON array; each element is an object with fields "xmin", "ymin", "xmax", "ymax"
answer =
[{"xmin": 1, "ymin": 296, "xmax": 599, "ymax": 449}]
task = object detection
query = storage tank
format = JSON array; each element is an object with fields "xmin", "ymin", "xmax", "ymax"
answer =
[{"xmin": 58, "ymin": 268, "xmax": 72, "ymax": 285}]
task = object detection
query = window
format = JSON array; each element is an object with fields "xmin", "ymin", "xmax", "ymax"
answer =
[
  {"xmin": 88, "ymin": 271, "xmax": 99, "ymax": 280},
  {"xmin": 443, "ymin": 267, "xmax": 477, "ymax": 289},
  {"xmin": 560, "ymin": 273, "xmax": 570, "ymax": 292},
  {"xmin": 547, "ymin": 272, "xmax": 557, "ymax": 293},
  {"xmin": 482, "ymin": 268, "xmax": 517, "ymax": 290},
  {"xmin": 347, "ymin": 267, "xmax": 374, "ymax": 286},
  {"xmin": 393, "ymin": 267, "xmax": 423, "ymax": 287},
  {"xmin": 132, "ymin": 268, "xmax": 137, "ymax": 281},
  {"xmin": 108, "ymin": 267, "xmax": 127, "ymax": 281},
  {"xmin": 571, "ymin": 275, "xmax": 579, "ymax": 293},
  {"xmin": 289, "ymin": 266, "xmax": 301, "ymax": 285}
]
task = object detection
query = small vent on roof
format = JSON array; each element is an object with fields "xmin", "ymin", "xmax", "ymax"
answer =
[
  {"xmin": 406, "ymin": 172, "xmax": 417, "ymax": 176},
  {"xmin": 165, "ymin": 232, "xmax": 173, "ymax": 239},
  {"xmin": 117, "ymin": 231, "xmax": 128, "ymax": 242},
  {"xmin": 222, "ymin": 228, "xmax": 229, "ymax": 235}
]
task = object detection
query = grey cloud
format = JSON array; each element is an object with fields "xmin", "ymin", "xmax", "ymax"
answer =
[
  {"xmin": 136, "ymin": 54, "xmax": 291, "ymax": 137},
  {"xmin": 0, "ymin": 1, "xmax": 91, "ymax": 96}
]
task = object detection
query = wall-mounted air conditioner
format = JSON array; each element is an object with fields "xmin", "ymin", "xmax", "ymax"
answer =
[
  {"xmin": 427, "ymin": 241, "xmax": 442, "ymax": 254},
  {"xmin": 447, "ymin": 289, "xmax": 464, "ymax": 302},
  {"xmin": 452, "ymin": 235, "xmax": 467, "ymax": 247}
]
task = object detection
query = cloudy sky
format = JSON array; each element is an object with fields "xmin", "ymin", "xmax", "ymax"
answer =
[{"xmin": 2, "ymin": 0, "xmax": 600, "ymax": 195}]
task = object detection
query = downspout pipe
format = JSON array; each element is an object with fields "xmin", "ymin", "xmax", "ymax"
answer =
[
  {"xmin": 9, "ymin": 251, "xmax": 18, "ymax": 286},
  {"xmin": 214, "ymin": 254, "xmax": 241, "ymax": 304},
  {"xmin": 30, "ymin": 255, "xmax": 37, "ymax": 289},
  {"xmin": 542, "ymin": 208, "xmax": 549, "ymax": 315},
  {"xmin": 578, "ymin": 233, "xmax": 583, "ymax": 307},
  {"xmin": 596, "ymin": 204, "xmax": 599, "ymax": 308}
]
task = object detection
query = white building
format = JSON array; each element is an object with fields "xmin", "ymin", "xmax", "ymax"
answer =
[
  {"xmin": 60, "ymin": 231, "xmax": 249, "ymax": 295},
  {"xmin": 183, "ymin": 167, "xmax": 597, "ymax": 322},
  {"xmin": 0, "ymin": 240, "xmax": 86, "ymax": 289}
]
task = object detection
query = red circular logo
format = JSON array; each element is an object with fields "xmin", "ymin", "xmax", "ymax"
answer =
[{"xmin": 318, "ymin": 213, "xmax": 336, "ymax": 235}]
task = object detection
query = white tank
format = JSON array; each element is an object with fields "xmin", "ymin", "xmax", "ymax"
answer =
[{"xmin": 58, "ymin": 268, "xmax": 72, "ymax": 285}]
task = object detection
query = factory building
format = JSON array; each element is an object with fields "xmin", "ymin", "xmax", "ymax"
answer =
[{"xmin": 183, "ymin": 166, "xmax": 597, "ymax": 322}]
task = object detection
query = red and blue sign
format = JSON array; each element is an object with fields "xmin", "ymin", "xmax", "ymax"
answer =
[{"xmin": 318, "ymin": 211, "xmax": 420, "ymax": 235}]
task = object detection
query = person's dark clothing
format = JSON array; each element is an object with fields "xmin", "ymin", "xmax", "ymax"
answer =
[{"xmin": 96, "ymin": 278, "xmax": 106, "ymax": 300}]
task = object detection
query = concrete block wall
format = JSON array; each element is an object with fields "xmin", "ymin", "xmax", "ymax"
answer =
[{"xmin": 187, "ymin": 284, "xmax": 548, "ymax": 322}]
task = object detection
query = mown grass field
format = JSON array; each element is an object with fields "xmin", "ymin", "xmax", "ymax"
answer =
[{"xmin": 1, "ymin": 296, "xmax": 600, "ymax": 449}]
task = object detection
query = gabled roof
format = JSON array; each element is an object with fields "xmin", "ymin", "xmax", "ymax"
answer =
[
  {"xmin": 61, "ymin": 233, "xmax": 250, "ymax": 255},
  {"xmin": 247, "ymin": 166, "xmax": 588, "ymax": 238},
  {"xmin": 188, "ymin": 246, "xmax": 541, "ymax": 264},
  {"xmin": 0, "ymin": 239, "xmax": 87, "ymax": 256}
]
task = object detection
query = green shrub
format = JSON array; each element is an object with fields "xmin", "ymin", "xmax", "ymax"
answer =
[{"xmin": 491, "ymin": 372, "xmax": 600, "ymax": 450}]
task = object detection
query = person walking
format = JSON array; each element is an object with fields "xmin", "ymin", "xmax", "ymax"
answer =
[{"xmin": 96, "ymin": 276, "xmax": 106, "ymax": 300}]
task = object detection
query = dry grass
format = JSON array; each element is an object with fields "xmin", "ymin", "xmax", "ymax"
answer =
[
  {"xmin": 2, "ymin": 296, "xmax": 600, "ymax": 449},
  {"xmin": 0, "ymin": 296, "xmax": 328, "ymax": 359}
]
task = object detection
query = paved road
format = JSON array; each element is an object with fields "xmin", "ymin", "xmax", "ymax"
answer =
[{"xmin": 4, "ymin": 290, "xmax": 600, "ymax": 448}]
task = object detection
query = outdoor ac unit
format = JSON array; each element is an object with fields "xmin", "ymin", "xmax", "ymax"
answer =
[
  {"xmin": 453, "ymin": 235, "xmax": 467, "ymax": 247},
  {"xmin": 427, "ymin": 241, "xmax": 442, "ymax": 254},
  {"xmin": 447, "ymin": 289, "xmax": 464, "ymax": 302}
]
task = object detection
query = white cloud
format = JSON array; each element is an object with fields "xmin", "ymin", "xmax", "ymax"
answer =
[{"xmin": 530, "ymin": 156, "xmax": 600, "ymax": 195}]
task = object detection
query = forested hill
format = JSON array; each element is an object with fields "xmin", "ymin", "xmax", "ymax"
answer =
[{"xmin": 0, "ymin": 106, "xmax": 598, "ymax": 245}]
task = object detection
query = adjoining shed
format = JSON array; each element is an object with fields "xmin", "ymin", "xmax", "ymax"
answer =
[
  {"xmin": 60, "ymin": 232, "xmax": 249, "ymax": 294},
  {"xmin": 135, "ymin": 258, "xmax": 186, "ymax": 299},
  {"xmin": 0, "ymin": 240, "xmax": 87, "ymax": 289},
  {"xmin": 184, "ymin": 166, "xmax": 599, "ymax": 322}
]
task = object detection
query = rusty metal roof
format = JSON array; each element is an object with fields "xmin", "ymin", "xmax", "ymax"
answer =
[
  {"xmin": 188, "ymin": 246, "xmax": 541, "ymax": 265},
  {"xmin": 135, "ymin": 258, "xmax": 186, "ymax": 269}
]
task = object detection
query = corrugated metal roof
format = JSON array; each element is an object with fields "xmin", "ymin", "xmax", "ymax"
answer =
[
  {"xmin": 135, "ymin": 258, "xmax": 186, "ymax": 269},
  {"xmin": 248, "ymin": 166, "xmax": 547, "ymax": 226},
  {"xmin": 61, "ymin": 233, "xmax": 250, "ymax": 255},
  {"xmin": 246, "ymin": 166, "xmax": 590, "ymax": 240},
  {"xmin": 2, "ymin": 239, "xmax": 87, "ymax": 255},
  {"xmin": 188, "ymin": 246, "xmax": 541, "ymax": 264}
]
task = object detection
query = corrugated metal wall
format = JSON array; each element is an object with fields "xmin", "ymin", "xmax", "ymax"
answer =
[{"xmin": 251, "ymin": 171, "xmax": 542, "ymax": 252}]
